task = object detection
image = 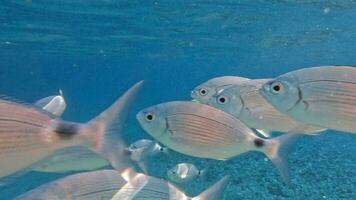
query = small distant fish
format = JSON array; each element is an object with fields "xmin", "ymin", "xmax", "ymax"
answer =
[
  {"xmin": 35, "ymin": 90, "xmax": 66, "ymax": 117},
  {"xmin": 261, "ymin": 66, "xmax": 356, "ymax": 134},
  {"xmin": 137, "ymin": 101, "xmax": 300, "ymax": 184},
  {"xmin": 126, "ymin": 139, "xmax": 167, "ymax": 173},
  {"xmin": 206, "ymin": 79, "xmax": 325, "ymax": 135},
  {"xmin": 167, "ymin": 163, "xmax": 206, "ymax": 183},
  {"xmin": 191, "ymin": 76, "xmax": 250, "ymax": 104},
  {"xmin": 0, "ymin": 81, "xmax": 143, "ymax": 179},
  {"xmin": 127, "ymin": 139, "xmax": 168, "ymax": 162},
  {"xmin": 15, "ymin": 168, "xmax": 230, "ymax": 200}
]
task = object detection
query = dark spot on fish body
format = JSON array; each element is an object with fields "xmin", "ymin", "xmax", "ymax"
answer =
[
  {"xmin": 253, "ymin": 138, "xmax": 264, "ymax": 148},
  {"xmin": 54, "ymin": 122, "xmax": 80, "ymax": 140},
  {"xmin": 302, "ymin": 100, "xmax": 309, "ymax": 111}
]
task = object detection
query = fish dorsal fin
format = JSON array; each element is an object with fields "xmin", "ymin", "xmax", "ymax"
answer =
[
  {"xmin": 255, "ymin": 129, "xmax": 272, "ymax": 138},
  {"xmin": 34, "ymin": 92, "xmax": 66, "ymax": 117},
  {"xmin": 137, "ymin": 161, "xmax": 150, "ymax": 174}
]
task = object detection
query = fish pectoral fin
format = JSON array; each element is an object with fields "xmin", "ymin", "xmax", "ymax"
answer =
[
  {"xmin": 138, "ymin": 161, "xmax": 150, "ymax": 175},
  {"xmin": 255, "ymin": 129, "xmax": 272, "ymax": 138}
]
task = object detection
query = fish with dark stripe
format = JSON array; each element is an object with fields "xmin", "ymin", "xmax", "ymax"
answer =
[
  {"xmin": 0, "ymin": 81, "xmax": 143, "ymax": 180},
  {"xmin": 137, "ymin": 101, "xmax": 300, "ymax": 184}
]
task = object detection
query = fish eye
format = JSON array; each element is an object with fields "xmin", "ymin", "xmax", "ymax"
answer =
[
  {"xmin": 145, "ymin": 112, "xmax": 155, "ymax": 122},
  {"xmin": 270, "ymin": 82, "xmax": 283, "ymax": 94},
  {"xmin": 199, "ymin": 88, "xmax": 208, "ymax": 96},
  {"xmin": 217, "ymin": 95, "xmax": 227, "ymax": 104}
]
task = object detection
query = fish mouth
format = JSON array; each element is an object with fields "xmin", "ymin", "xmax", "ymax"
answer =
[
  {"xmin": 136, "ymin": 112, "xmax": 143, "ymax": 124},
  {"xmin": 190, "ymin": 90, "xmax": 199, "ymax": 99}
]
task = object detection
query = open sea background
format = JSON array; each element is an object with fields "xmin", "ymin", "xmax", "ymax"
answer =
[{"xmin": 0, "ymin": 0, "xmax": 356, "ymax": 199}]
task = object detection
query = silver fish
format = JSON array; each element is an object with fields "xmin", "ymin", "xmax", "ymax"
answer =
[
  {"xmin": 207, "ymin": 79, "xmax": 325, "ymax": 135},
  {"xmin": 0, "ymin": 81, "xmax": 143, "ymax": 179},
  {"xmin": 260, "ymin": 66, "xmax": 356, "ymax": 133},
  {"xmin": 14, "ymin": 170, "xmax": 127, "ymax": 200},
  {"xmin": 15, "ymin": 168, "xmax": 229, "ymax": 200},
  {"xmin": 137, "ymin": 101, "xmax": 300, "ymax": 184},
  {"xmin": 35, "ymin": 90, "xmax": 66, "ymax": 117},
  {"xmin": 191, "ymin": 76, "xmax": 250, "ymax": 104},
  {"xmin": 126, "ymin": 139, "xmax": 167, "ymax": 173},
  {"xmin": 127, "ymin": 139, "xmax": 167, "ymax": 162},
  {"xmin": 112, "ymin": 168, "xmax": 229, "ymax": 200},
  {"xmin": 167, "ymin": 163, "xmax": 206, "ymax": 183}
]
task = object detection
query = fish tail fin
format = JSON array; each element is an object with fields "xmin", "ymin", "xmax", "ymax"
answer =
[
  {"xmin": 262, "ymin": 133, "xmax": 301, "ymax": 185},
  {"xmin": 192, "ymin": 176, "xmax": 230, "ymax": 200},
  {"xmin": 80, "ymin": 81, "xmax": 144, "ymax": 172}
]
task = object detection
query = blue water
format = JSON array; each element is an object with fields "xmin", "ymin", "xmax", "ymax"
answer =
[{"xmin": 1, "ymin": 0, "xmax": 356, "ymax": 199}]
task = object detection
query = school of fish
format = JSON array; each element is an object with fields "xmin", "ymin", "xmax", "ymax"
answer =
[{"xmin": 1, "ymin": 65, "xmax": 356, "ymax": 199}]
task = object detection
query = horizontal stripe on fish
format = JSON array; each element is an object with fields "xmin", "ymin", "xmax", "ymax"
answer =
[
  {"xmin": 0, "ymin": 118, "xmax": 45, "ymax": 129},
  {"xmin": 169, "ymin": 122, "xmax": 230, "ymax": 142},
  {"xmin": 169, "ymin": 116, "xmax": 236, "ymax": 140},
  {"xmin": 168, "ymin": 124, "xmax": 237, "ymax": 146},
  {"xmin": 291, "ymin": 66, "xmax": 356, "ymax": 83},
  {"xmin": 15, "ymin": 170, "xmax": 127, "ymax": 200},
  {"xmin": 167, "ymin": 113, "xmax": 244, "ymax": 145},
  {"xmin": 0, "ymin": 101, "xmax": 53, "ymax": 123},
  {"xmin": 116, "ymin": 188, "xmax": 170, "ymax": 199},
  {"xmin": 300, "ymin": 81, "xmax": 356, "ymax": 112},
  {"xmin": 71, "ymin": 187, "xmax": 121, "ymax": 199}
]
